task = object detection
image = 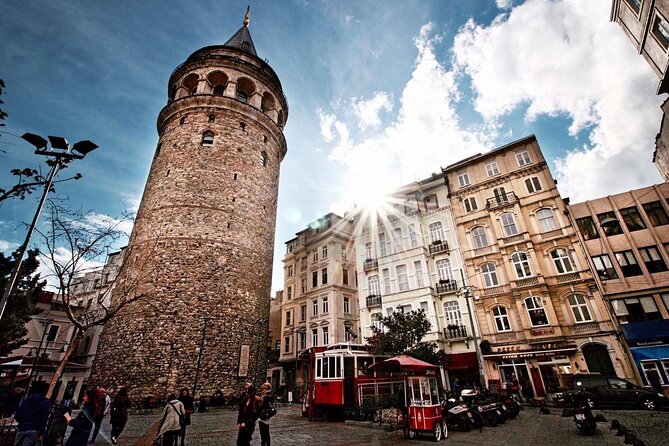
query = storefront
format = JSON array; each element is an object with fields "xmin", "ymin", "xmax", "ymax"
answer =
[
  {"xmin": 444, "ymin": 352, "xmax": 480, "ymax": 390},
  {"xmin": 621, "ymin": 319, "xmax": 669, "ymax": 395},
  {"xmin": 483, "ymin": 344, "xmax": 577, "ymax": 399}
]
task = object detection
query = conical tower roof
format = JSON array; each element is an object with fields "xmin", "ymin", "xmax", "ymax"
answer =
[{"xmin": 223, "ymin": 7, "xmax": 257, "ymax": 56}]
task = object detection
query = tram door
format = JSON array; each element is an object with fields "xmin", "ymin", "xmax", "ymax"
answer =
[{"xmin": 344, "ymin": 357, "xmax": 355, "ymax": 407}]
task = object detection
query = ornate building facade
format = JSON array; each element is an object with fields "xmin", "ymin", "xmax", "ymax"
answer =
[
  {"xmin": 90, "ymin": 12, "xmax": 288, "ymax": 396},
  {"xmin": 442, "ymin": 135, "xmax": 634, "ymax": 398}
]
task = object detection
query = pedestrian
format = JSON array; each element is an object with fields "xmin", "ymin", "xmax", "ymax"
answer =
[
  {"xmin": 89, "ymin": 387, "xmax": 111, "ymax": 443},
  {"xmin": 236, "ymin": 385, "xmax": 261, "ymax": 446},
  {"xmin": 451, "ymin": 378, "xmax": 461, "ymax": 396},
  {"xmin": 520, "ymin": 375, "xmax": 534, "ymax": 403},
  {"xmin": 64, "ymin": 390, "xmax": 101, "ymax": 446},
  {"xmin": 177, "ymin": 388, "xmax": 194, "ymax": 446},
  {"xmin": 14, "ymin": 381, "xmax": 50, "ymax": 446},
  {"xmin": 510, "ymin": 374, "xmax": 520, "ymax": 399},
  {"xmin": 258, "ymin": 382, "xmax": 275, "ymax": 446},
  {"xmin": 110, "ymin": 387, "xmax": 132, "ymax": 445},
  {"xmin": 197, "ymin": 396, "xmax": 207, "ymax": 413},
  {"xmin": 156, "ymin": 393, "xmax": 185, "ymax": 446}
]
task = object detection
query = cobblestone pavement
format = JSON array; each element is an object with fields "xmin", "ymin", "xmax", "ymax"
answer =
[
  {"xmin": 598, "ymin": 409, "xmax": 669, "ymax": 446},
  {"xmin": 84, "ymin": 405, "xmax": 630, "ymax": 446}
]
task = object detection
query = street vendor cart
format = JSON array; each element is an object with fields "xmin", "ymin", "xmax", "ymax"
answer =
[{"xmin": 370, "ymin": 354, "xmax": 447, "ymax": 441}]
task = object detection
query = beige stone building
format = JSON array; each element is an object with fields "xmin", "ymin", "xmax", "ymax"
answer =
[
  {"xmin": 354, "ymin": 173, "xmax": 483, "ymax": 389},
  {"xmin": 278, "ymin": 213, "xmax": 358, "ymax": 397},
  {"xmin": 442, "ymin": 135, "xmax": 633, "ymax": 398},
  {"xmin": 569, "ymin": 182, "xmax": 669, "ymax": 393},
  {"xmin": 611, "ymin": 0, "xmax": 669, "ymax": 179},
  {"xmin": 91, "ymin": 12, "xmax": 288, "ymax": 396}
]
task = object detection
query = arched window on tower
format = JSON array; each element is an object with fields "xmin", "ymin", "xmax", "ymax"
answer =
[
  {"xmin": 183, "ymin": 73, "xmax": 199, "ymax": 96},
  {"xmin": 236, "ymin": 77, "xmax": 256, "ymax": 104},
  {"xmin": 260, "ymin": 151, "xmax": 268, "ymax": 167},
  {"xmin": 207, "ymin": 71, "xmax": 228, "ymax": 96},
  {"xmin": 261, "ymin": 92, "xmax": 276, "ymax": 113},
  {"xmin": 277, "ymin": 110, "xmax": 284, "ymax": 127},
  {"xmin": 201, "ymin": 131, "xmax": 214, "ymax": 147}
]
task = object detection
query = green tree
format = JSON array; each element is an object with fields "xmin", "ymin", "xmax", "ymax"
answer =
[
  {"xmin": 366, "ymin": 309, "xmax": 446, "ymax": 366},
  {"xmin": 0, "ymin": 248, "xmax": 44, "ymax": 356}
]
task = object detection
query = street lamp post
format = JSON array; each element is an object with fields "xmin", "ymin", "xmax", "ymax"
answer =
[
  {"xmin": 458, "ymin": 269, "xmax": 487, "ymax": 390},
  {"xmin": 192, "ymin": 317, "xmax": 210, "ymax": 397},
  {"xmin": 0, "ymin": 133, "xmax": 98, "ymax": 322}
]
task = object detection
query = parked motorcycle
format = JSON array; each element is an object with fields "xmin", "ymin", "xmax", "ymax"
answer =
[
  {"xmin": 441, "ymin": 393, "xmax": 483, "ymax": 432},
  {"xmin": 572, "ymin": 394, "xmax": 597, "ymax": 435},
  {"xmin": 461, "ymin": 389, "xmax": 505, "ymax": 426}
]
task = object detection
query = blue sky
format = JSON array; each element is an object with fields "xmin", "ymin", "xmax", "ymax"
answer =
[{"xmin": 0, "ymin": 0, "xmax": 664, "ymax": 293}]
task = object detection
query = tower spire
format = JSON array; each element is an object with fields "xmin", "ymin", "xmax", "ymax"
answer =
[{"xmin": 243, "ymin": 6, "xmax": 250, "ymax": 27}]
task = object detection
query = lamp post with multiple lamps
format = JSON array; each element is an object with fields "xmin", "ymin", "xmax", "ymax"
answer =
[
  {"xmin": 458, "ymin": 269, "xmax": 487, "ymax": 390},
  {"xmin": 0, "ymin": 133, "xmax": 98, "ymax": 322}
]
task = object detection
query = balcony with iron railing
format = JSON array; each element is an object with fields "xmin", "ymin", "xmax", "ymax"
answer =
[
  {"xmin": 366, "ymin": 294, "xmax": 382, "ymax": 307},
  {"xmin": 486, "ymin": 191, "xmax": 519, "ymax": 211},
  {"xmin": 363, "ymin": 258, "xmax": 379, "ymax": 272},
  {"xmin": 443, "ymin": 324, "xmax": 468, "ymax": 340},
  {"xmin": 435, "ymin": 280, "xmax": 458, "ymax": 294},
  {"xmin": 429, "ymin": 240, "xmax": 449, "ymax": 255}
]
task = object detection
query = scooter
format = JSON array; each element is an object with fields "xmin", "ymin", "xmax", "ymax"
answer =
[
  {"xmin": 442, "ymin": 393, "xmax": 482, "ymax": 432},
  {"xmin": 500, "ymin": 393, "xmax": 521, "ymax": 419},
  {"xmin": 572, "ymin": 394, "xmax": 597, "ymax": 435},
  {"xmin": 461, "ymin": 389, "xmax": 505, "ymax": 426}
]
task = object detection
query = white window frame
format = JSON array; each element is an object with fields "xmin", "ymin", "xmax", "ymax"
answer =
[
  {"xmin": 457, "ymin": 169, "xmax": 470, "ymax": 187},
  {"xmin": 568, "ymin": 294, "xmax": 592, "ymax": 323},
  {"xmin": 322, "ymin": 296, "xmax": 329, "ymax": 314},
  {"xmin": 436, "ymin": 259, "xmax": 453, "ymax": 282},
  {"xmin": 343, "ymin": 297, "xmax": 350, "ymax": 314},
  {"xmin": 512, "ymin": 252, "xmax": 532, "ymax": 279},
  {"xmin": 409, "ymin": 225, "xmax": 419, "ymax": 248},
  {"xmin": 379, "ymin": 233, "xmax": 388, "ymax": 256},
  {"xmin": 414, "ymin": 261, "xmax": 425, "ymax": 287},
  {"xmin": 322, "ymin": 327, "xmax": 329, "ymax": 345},
  {"xmin": 516, "ymin": 150, "xmax": 532, "ymax": 166},
  {"xmin": 312, "ymin": 329, "xmax": 318, "ymax": 347},
  {"xmin": 472, "ymin": 226, "xmax": 489, "ymax": 248},
  {"xmin": 368, "ymin": 275, "xmax": 380, "ymax": 296},
  {"xmin": 552, "ymin": 248, "xmax": 574, "ymax": 274},
  {"xmin": 322, "ymin": 245, "xmax": 328, "ymax": 259},
  {"xmin": 396, "ymin": 265, "xmax": 409, "ymax": 291},
  {"xmin": 537, "ymin": 208, "xmax": 557, "ymax": 232},
  {"xmin": 493, "ymin": 306, "xmax": 511, "ymax": 332},
  {"xmin": 382, "ymin": 269, "xmax": 391, "ymax": 295},
  {"xmin": 312, "ymin": 299, "xmax": 318, "ymax": 316},
  {"xmin": 393, "ymin": 227, "xmax": 403, "ymax": 253},
  {"xmin": 485, "ymin": 161, "xmax": 500, "ymax": 177},
  {"xmin": 481, "ymin": 263, "xmax": 499, "ymax": 287},
  {"xmin": 500, "ymin": 212, "xmax": 519, "ymax": 237},
  {"xmin": 525, "ymin": 296, "xmax": 549, "ymax": 327},
  {"xmin": 464, "ymin": 197, "xmax": 478, "ymax": 213},
  {"xmin": 443, "ymin": 301, "xmax": 463, "ymax": 326},
  {"xmin": 429, "ymin": 221, "xmax": 444, "ymax": 243},
  {"xmin": 525, "ymin": 176, "xmax": 542, "ymax": 193}
]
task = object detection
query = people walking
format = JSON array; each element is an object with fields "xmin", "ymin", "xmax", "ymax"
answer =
[
  {"xmin": 14, "ymin": 381, "xmax": 50, "ymax": 446},
  {"xmin": 177, "ymin": 388, "xmax": 194, "ymax": 446},
  {"xmin": 64, "ymin": 390, "xmax": 100, "ymax": 446},
  {"xmin": 89, "ymin": 387, "xmax": 110, "ymax": 443},
  {"xmin": 110, "ymin": 387, "xmax": 132, "ymax": 445},
  {"xmin": 236, "ymin": 385, "xmax": 261, "ymax": 446},
  {"xmin": 156, "ymin": 393, "xmax": 185, "ymax": 446},
  {"xmin": 258, "ymin": 382, "xmax": 275, "ymax": 446}
]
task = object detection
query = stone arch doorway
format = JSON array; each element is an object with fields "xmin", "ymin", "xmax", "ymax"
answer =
[{"xmin": 582, "ymin": 343, "xmax": 616, "ymax": 375}]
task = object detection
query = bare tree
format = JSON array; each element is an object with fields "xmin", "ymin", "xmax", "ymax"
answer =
[{"xmin": 34, "ymin": 201, "xmax": 156, "ymax": 397}]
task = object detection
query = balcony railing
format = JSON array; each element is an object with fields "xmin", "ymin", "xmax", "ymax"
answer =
[
  {"xmin": 556, "ymin": 272, "xmax": 580, "ymax": 283},
  {"xmin": 571, "ymin": 321, "xmax": 601, "ymax": 335},
  {"xmin": 444, "ymin": 325, "xmax": 467, "ymax": 339},
  {"xmin": 366, "ymin": 294, "xmax": 382, "ymax": 307},
  {"xmin": 435, "ymin": 280, "xmax": 458, "ymax": 294},
  {"xmin": 363, "ymin": 258, "xmax": 378, "ymax": 272},
  {"xmin": 486, "ymin": 192, "xmax": 518, "ymax": 210},
  {"xmin": 429, "ymin": 240, "xmax": 449, "ymax": 255}
]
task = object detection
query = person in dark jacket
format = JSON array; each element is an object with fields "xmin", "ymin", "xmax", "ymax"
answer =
[
  {"xmin": 64, "ymin": 390, "xmax": 100, "ymax": 446},
  {"xmin": 236, "ymin": 385, "xmax": 261, "ymax": 446},
  {"xmin": 177, "ymin": 388, "xmax": 194, "ymax": 446},
  {"xmin": 258, "ymin": 382, "xmax": 275, "ymax": 446},
  {"xmin": 89, "ymin": 387, "xmax": 110, "ymax": 444},
  {"xmin": 110, "ymin": 387, "xmax": 132, "ymax": 445},
  {"xmin": 14, "ymin": 381, "xmax": 50, "ymax": 446}
]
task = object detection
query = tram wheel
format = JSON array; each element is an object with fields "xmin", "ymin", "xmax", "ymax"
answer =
[
  {"xmin": 442, "ymin": 420, "xmax": 449, "ymax": 439},
  {"xmin": 408, "ymin": 429, "xmax": 417, "ymax": 439},
  {"xmin": 434, "ymin": 423, "xmax": 443, "ymax": 442}
]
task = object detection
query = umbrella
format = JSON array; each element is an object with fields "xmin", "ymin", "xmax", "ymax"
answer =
[{"xmin": 369, "ymin": 354, "xmax": 437, "ymax": 373}]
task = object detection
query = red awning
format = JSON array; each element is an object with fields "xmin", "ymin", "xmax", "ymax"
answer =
[
  {"xmin": 369, "ymin": 354, "xmax": 437, "ymax": 373},
  {"xmin": 445, "ymin": 352, "xmax": 478, "ymax": 370}
]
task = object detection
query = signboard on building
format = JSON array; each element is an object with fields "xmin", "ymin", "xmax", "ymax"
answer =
[{"xmin": 238, "ymin": 344, "xmax": 250, "ymax": 377}]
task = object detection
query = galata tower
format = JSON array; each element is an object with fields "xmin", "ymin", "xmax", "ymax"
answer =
[{"xmin": 91, "ymin": 9, "xmax": 288, "ymax": 396}]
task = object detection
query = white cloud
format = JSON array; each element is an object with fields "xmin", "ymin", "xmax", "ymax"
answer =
[
  {"xmin": 351, "ymin": 92, "xmax": 394, "ymax": 131},
  {"xmin": 320, "ymin": 23, "xmax": 489, "ymax": 206},
  {"xmin": 452, "ymin": 0, "xmax": 664, "ymax": 201},
  {"xmin": 496, "ymin": 0, "xmax": 513, "ymax": 9},
  {"xmin": 37, "ymin": 247, "xmax": 105, "ymax": 291},
  {"xmin": 84, "ymin": 213, "xmax": 134, "ymax": 236},
  {"xmin": 0, "ymin": 240, "xmax": 18, "ymax": 253}
]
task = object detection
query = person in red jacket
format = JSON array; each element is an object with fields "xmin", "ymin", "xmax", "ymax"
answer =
[{"xmin": 236, "ymin": 385, "xmax": 261, "ymax": 446}]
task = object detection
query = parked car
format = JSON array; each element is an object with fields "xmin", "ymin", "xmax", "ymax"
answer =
[{"xmin": 554, "ymin": 374, "xmax": 666, "ymax": 410}]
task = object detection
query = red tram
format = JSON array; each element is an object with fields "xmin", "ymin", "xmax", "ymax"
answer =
[{"xmin": 299, "ymin": 343, "xmax": 404, "ymax": 419}]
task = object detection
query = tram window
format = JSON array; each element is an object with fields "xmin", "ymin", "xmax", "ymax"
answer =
[{"xmin": 358, "ymin": 357, "xmax": 373, "ymax": 375}]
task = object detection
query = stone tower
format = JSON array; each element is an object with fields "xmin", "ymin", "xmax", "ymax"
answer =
[{"xmin": 90, "ymin": 10, "xmax": 288, "ymax": 397}]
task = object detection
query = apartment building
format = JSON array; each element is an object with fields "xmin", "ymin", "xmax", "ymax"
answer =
[
  {"xmin": 354, "ymin": 173, "xmax": 482, "ymax": 388},
  {"xmin": 442, "ymin": 135, "xmax": 632, "ymax": 398},
  {"xmin": 611, "ymin": 0, "xmax": 669, "ymax": 180},
  {"xmin": 570, "ymin": 182, "xmax": 669, "ymax": 394},
  {"xmin": 278, "ymin": 213, "xmax": 358, "ymax": 395}
]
